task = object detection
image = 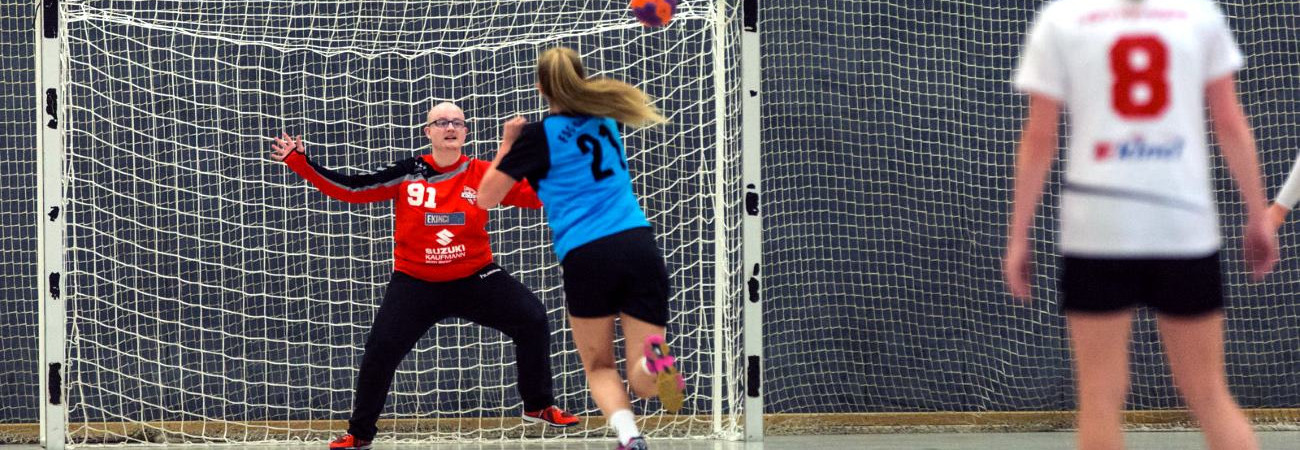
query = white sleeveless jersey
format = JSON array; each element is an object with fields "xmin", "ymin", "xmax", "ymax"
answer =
[{"xmin": 1014, "ymin": 0, "xmax": 1243, "ymax": 257}]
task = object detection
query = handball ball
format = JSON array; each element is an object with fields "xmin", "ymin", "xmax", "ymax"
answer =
[{"xmin": 631, "ymin": 0, "xmax": 677, "ymax": 28}]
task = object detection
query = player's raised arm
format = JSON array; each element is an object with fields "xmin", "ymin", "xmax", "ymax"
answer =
[
  {"xmin": 478, "ymin": 116, "xmax": 528, "ymax": 210},
  {"xmin": 270, "ymin": 132, "xmax": 407, "ymax": 204}
]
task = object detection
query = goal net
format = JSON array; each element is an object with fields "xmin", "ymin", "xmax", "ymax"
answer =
[
  {"xmin": 58, "ymin": 0, "xmax": 745, "ymax": 444},
  {"xmin": 1, "ymin": 0, "xmax": 40, "ymax": 441},
  {"xmin": 48, "ymin": 0, "xmax": 1299, "ymax": 444},
  {"xmin": 759, "ymin": 0, "xmax": 1300, "ymax": 428}
]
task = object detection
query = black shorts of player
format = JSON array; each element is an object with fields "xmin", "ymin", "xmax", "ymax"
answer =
[
  {"xmin": 1060, "ymin": 251, "xmax": 1224, "ymax": 317},
  {"xmin": 560, "ymin": 226, "xmax": 670, "ymax": 326}
]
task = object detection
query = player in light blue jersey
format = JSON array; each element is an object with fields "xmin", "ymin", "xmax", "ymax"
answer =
[{"xmin": 477, "ymin": 47, "xmax": 682, "ymax": 450}]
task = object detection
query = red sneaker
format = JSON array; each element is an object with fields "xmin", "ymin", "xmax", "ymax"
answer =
[
  {"xmin": 644, "ymin": 334, "xmax": 685, "ymax": 413},
  {"xmin": 328, "ymin": 433, "xmax": 372, "ymax": 450},
  {"xmin": 522, "ymin": 405, "xmax": 580, "ymax": 428}
]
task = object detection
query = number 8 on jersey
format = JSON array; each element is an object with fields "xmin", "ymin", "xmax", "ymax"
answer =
[{"xmin": 1110, "ymin": 34, "xmax": 1169, "ymax": 119}]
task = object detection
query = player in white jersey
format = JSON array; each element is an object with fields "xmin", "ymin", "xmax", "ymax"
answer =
[{"xmin": 1005, "ymin": 1, "xmax": 1277, "ymax": 449}]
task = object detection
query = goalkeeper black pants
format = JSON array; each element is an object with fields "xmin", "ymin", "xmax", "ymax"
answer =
[{"xmin": 347, "ymin": 265, "xmax": 556, "ymax": 441}]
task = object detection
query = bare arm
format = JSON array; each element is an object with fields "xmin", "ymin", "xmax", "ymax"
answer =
[
  {"xmin": 1208, "ymin": 76, "xmax": 1267, "ymax": 217},
  {"xmin": 1206, "ymin": 74, "xmax": 1278, "ymax": 278},
  {"xmin": 477, "ymin": 158, "xmax": 516, "ymax": 210},
  {"xmin": 477, "ymin": 117, "xmax": 527, "ymax": 210},
  {"xmin": 1004, "ymin": 93, "xmax": 1061, "ymax": 300}
]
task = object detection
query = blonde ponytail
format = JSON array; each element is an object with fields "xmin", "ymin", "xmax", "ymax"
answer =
[{"xmin": 536, "ymin": 47, "xmax": 666, "ymax": 127}]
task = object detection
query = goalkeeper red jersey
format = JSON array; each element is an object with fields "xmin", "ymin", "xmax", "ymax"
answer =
[{"xmin": 285, "ymin": 151, "xmax": 541, "ymax": 282}]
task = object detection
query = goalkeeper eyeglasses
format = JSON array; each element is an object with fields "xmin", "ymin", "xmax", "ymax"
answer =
[{"xmin": 430, "ymin": 119, "xmax": 467, "ymax": 129}]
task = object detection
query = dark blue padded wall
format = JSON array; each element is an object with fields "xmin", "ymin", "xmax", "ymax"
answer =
[{"xmin": 759, "ymin": 0, "xmax": 1300, "ymax": 413}]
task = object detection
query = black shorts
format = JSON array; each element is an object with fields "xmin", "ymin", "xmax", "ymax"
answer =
[
  {"xmin": 560, "ymin": 227, "xmax": 670, "ymax": 326},
  {"xmin": 1060, "ymin": 252, "xmax": 1224, "ymax": 316}
]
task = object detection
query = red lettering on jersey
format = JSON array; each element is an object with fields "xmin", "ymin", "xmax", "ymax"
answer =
[
  {"xmin": 1081, "ymin": 9, "xmax": 1187, "ymax": 25},
  {"xmin": 1095, "ymin": 142, "xmax": 1113, "ymax": 160}
]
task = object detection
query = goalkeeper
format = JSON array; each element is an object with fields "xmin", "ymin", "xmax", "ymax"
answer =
[{"xmin": 269, "ymin": 102, "xmax": 579, "ymax": 450}]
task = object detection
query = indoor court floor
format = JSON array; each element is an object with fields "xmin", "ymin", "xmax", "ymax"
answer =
[{"xmin": 10, "ymin": 432, "xmax": 1300, "ymax": 450}]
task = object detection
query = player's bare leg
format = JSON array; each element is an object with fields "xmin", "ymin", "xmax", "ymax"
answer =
[
  {"xmin": 569, "ymin": 315, "xmax": 628, "ymax": 415},
  {"xmin": 1068, "ymin": 309, "xmax": 1134, "ymax": 450},
  {"xmin": 622, "ymin": 314, "xmax": 684, "ymax": 413},
  {"xmin": 570, "ymin": 315, "xmax": 645, "ymax": 448},
  {"xmin": 1158, "ymin": 312, "xmax": 1259, "ymax": 450}
]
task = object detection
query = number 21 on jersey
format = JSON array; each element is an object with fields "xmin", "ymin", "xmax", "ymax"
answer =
[
  {"xmin": 577, "ymin": 124, "xmax": 627, "ymax": 181},
  {"xmin": 1110, "ymin": 34, "xmax": 1169, "ymax": 119}
]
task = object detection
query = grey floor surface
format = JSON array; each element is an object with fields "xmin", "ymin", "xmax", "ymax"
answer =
[{"xmin": 6, "ymin": 432, "xmax": 1300, "ymax": 449}]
